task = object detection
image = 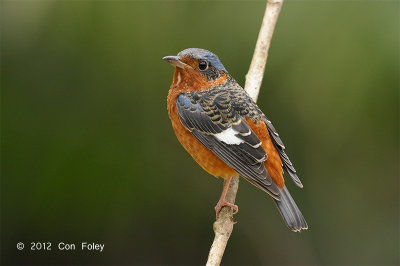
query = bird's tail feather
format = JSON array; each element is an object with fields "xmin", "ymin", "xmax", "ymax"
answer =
[{"xmin": 274, "ymin": 186, "xmax": 308, "ymax": 232}]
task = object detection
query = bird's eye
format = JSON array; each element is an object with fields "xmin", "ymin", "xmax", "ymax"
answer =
[{"xmin": 198, "ymin": 60, "xmax": 208, "ymax": 71}]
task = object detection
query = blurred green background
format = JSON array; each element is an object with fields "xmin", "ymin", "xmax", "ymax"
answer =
[{"xmin": 1, "ymin": 0, "xmax": 398, "ymax": 265}]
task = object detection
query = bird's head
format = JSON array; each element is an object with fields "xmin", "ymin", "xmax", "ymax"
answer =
[{"xmin": 163, "ymin": 48, "xmax": 229, "ymax": 91}]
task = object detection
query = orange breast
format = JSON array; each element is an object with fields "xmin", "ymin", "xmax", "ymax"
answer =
[
  {"xmin": 168, "ymin": 90, "xmax": 238, "ymax": 179},
  {"xmin": 246, "ymin": 119, "xmax": 285, "ymax": 188}
]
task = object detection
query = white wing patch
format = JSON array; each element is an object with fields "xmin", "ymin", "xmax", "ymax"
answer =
[{"xmin": 215, "ymin": 128, "xmax": 244, "ymax": 145}]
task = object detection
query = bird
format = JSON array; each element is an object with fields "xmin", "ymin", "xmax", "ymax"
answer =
[{"xmin": 163, "ymin": 48, "xmax": 308, "ymax": 232}]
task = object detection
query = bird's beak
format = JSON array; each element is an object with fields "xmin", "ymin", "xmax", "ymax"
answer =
[{"xmin": 162, "ymin": 55, "xmax": 192, "ymax": 70}]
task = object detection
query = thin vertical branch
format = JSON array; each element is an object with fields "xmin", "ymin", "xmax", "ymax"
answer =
[
  {"xmin": 205, "ymin": 177, "xmax": 239, "ymax": 266},
  {"xmin": 245, "ymin": 0, "xmax": 284, "ymax": 103},
  {"xmin": 206, "ymin": 0, "xmax": 284, "ymax": 265}
]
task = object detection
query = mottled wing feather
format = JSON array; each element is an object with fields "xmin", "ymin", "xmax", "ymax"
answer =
[
  {"xmin": 263, "ymin": 117, "xmax": 303, "ymax": 188},
  {"xmin": 223, "ymin": 84, "xmax": 303, "ymax": 188},
  {"xmin": 176, "ymin": 96, "xmax": 222, "ymax": 134},
  {"xmin": 176, "ymin": 93, "xmax": 280, "ymax": 200}
]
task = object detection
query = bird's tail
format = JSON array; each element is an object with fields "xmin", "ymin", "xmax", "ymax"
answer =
[{"xmin": 274, "ymin": 186, "xmax": 308, "ymax": 232}]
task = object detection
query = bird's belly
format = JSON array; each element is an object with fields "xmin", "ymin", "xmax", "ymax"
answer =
[{"xmin": 169, "ymin": 106, "xmax": 238, "ymax": 179}]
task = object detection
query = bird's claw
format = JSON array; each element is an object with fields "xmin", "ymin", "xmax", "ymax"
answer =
[{"xmin": 215, "ymin": 200, "xmax": 239, "ymax": 218}]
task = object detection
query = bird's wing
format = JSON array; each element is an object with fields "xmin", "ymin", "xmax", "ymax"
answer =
[
  {"xmin": 176, "ymin": 93, "xmax": 280, "ymax": 200},
  {"xmin": 224, "ymin": 86, "xmax": 303, "ymax": 188},
  {"xmin": 263, "ymin": 117, "xmax": 303, "ymax": 188}
]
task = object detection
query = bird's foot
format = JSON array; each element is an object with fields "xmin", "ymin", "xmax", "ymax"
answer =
[{"xmin": 214, "ymin": 200, "xmax": 238, "ymax": 218}]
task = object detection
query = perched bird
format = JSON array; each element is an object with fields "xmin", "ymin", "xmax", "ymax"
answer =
[{"xmin": 164, "ymin": 48, "xmax": 308, "ymax": 232}]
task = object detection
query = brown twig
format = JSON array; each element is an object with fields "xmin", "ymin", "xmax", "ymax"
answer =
[
  {"xmin": 206, "ymin": 0, "xmax": 284, "ymax": 265},
  {"xmin": 245, "ymin": 0, "xmax": 284, "ymax": 103}
]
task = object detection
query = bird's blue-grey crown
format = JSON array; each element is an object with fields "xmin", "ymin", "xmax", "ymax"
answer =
[{"xmin": 177, "ymin": 48, "xmax": 228, "ymax": 73}]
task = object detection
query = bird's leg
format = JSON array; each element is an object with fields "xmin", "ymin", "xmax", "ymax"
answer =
[{"xmin": 215, "ymin": 176, "xmax": 239, "ymax": 217}]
